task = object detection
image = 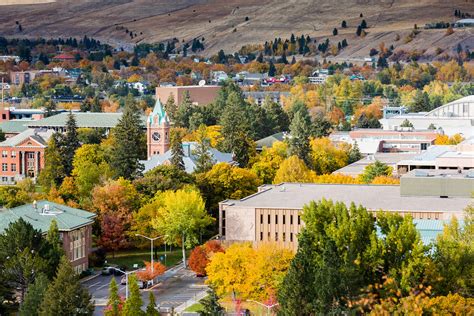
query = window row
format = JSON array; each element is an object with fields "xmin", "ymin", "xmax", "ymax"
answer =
[
  {"xmin": 1, "ymin": 150, "xmax": 16, "ymax": 158},
  {"xmin": 260, "ymin": 231, "xmax": 294, "ymax": 242},
  {"xmin": 260, "ymin": 213, "xmax": 301, "ymax": 225},
  {"xmin": 1, "ymin": 163, "xmax": 16, "ymax": 172}
]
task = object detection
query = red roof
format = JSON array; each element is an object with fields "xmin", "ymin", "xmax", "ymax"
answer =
[{"xmin": 53, "ymin": 53, "xmax": 75, "ymax": 60}]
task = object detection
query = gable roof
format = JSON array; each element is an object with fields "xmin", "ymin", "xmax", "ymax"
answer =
[
  {"xmin": 255, "ymin": 132, "xmax": 287, "ymax": 150},
  {"xmin": 0, "ymin": 200, "xmax": 96, "ymax": 233},
  {"xmin": 0, "ymin": 129, "xmax": 53, "ymax": 147}
]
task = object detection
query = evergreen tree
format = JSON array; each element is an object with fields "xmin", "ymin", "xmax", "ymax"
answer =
[
  {"xmin": 44, "ymin": 99, "xmax": 56, "ymax": 117},
  {"xmin": 256, "ymin": 52, "xmax": 264, "ymax": 63},
  {"xmin": 291, "ymin": 56, "xmax": 296, "ymax": 64},
  {"xmin": 356, "ymin": 25, "xmax": 362, "ymax": 36},
  {"xmin": 19, "ymin": 274, "xmax": 49, "ymax": 316},
  {"xmin": 39, "ymin": 257, "xmax": 94, "ymax": 316},
  {"xmin": 361, "ymin": 19, "xmax": 367, "ymax": 29},
  {"xmin": 175, "ymin": 91, "xmax": 193, "ymax": 128},
  {"xmin": 164, "ymin": 94, "xmax": 177, "ymax": 122},
  {"xmin": 333, "ymin": 28, "xmax": 338, "ymax": 36},
  {"xmin": 0, "ymin": 128, "xmax": 5, "ymax": 142},
  {"xmin": 38, "ymin": 133, "xmax": 66, "ymax": 190},
  {"xmin": 91, "ymin": 96, "xmax": 102, "ymax": 112},
  {"xmin": 170, "ymin": 129, "xmax": 185, "ymax": 171},
  {"xmin": 80, "ymin": 99, "xmax": 92, "ymax": 112},
  {"xmin": 193, "ymin": 125, "xmax": 215, "ymax": 173},
  {"xmin": 268, "ymin": 60, "xmax": 276, "ymax": 76},
  {"xmin": 288, "ymin": 109, "xmax": 311, "ymax": 166},
  {"xmin": 122, "ymin": 274, "xmax": 144, "ymax": 316},
  {"xmin": 341, "ymin": 20, "xmax": 347, "ymax": 28},
  {"xmin": 348, "ymin": 141, "xmax": 362, "ymax": 164},
  {"xmin": 60, "ymin": 112, "xmax": 80, "ymax": 176},
  {"xmin": 377, "ymin": 56, "xmax": 388, "ymax": 69},
  {"xmin": 110, "ymin": 95, "xmax": 145, "ymax": 179},
  {"xmin": 311, "ymin": 115, "xmax": 332, "ymax": 138},
  {"xmin": 262, "ymin": 96, "xmax": 290, "ymax": 134},
  {"xmin": 105, "ymin": 278, "xmax": 121, "ymax": 316},
  {"xmin": 45, "ymin": 220, "xmax": 64, "ymax": 277},
  {"xmin": 199, "ymin": 288, "xmax": 224, "ymax": 316},
  {"xmin": 145, "ymin": 292, "xmax": 159, "ymax": 316}
]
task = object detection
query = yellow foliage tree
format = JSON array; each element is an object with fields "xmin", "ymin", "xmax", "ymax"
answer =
[
  {"xmin": 206, "ymin": 243, "xmax": 293, "ymax": 301},
  {"xmin": 434, "ymin": 134, "xmax": 464, "ymax": 145},
  {"xmin": 251, "ymin": 141, "xmax": 288, "ymax": 184},
  {"xmin": 273, "ymin": 155, "xmax": 315, "ymax": 184},
  {"xmin": 310, "ymin": 137, "xmax": 349, "ymax": 175}
]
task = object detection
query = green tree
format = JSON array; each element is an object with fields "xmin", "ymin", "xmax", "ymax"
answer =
[
  {"xmin": 151, "ymin": 187, "xmax": 214, "ymax": 267},
  {"xmin": 268, "ymin": 60, "xmax": 276, "ymax": 76},
  {"xmin": 262, "ymin": 96, "xmax": 290, "ymax": 134},
  {"xmin": 348, "ymin": 141, "xmax": 362, "ymax": 164},
  {"xmin": 0, "ymin": 128, "xmax": 5, "ymax": 142},
  {"xmin": 400, "ymin": 118, "xmax": 414, "ymax": 128},
  {"xmin": 175, "ymin": 91, "xmax": 193, "ymax": 128},
  {"xmin": 39, "ymin": 257, "xmax": 94, "ymax": 316},
  {"xmin": 111, "ymin": 95, "xmax": 145, "ymax": 179},
  {"xmin": 122, "ymin": 274, "xmax": 144, "ymax": 316},
  {"xmin": 170, "ymin": 129, "xmax": 185, "ymax": 171},
  {"xmin": 145, "ymin": 292, "xmax": 160, "ymax": 316},
  {"xmin": 105, "ymin": 278, "xmax": 121, "ymax": 316},
  {"xmin": 289, "ymin": 109, "xmax": 311, "ymax": 166},
  {"xmin": 199, "ymin": 288, "xmax": 224, "ymax": 316},
  {"xmin": 91, "ymin": 96, "xmax": 102, "ymax": 112},
  {"xmin": 359, "ymin": 160, "xmax": 392, "ymax": 183},
  {"xmin": 60, "ymin": 112, "xmax": 81, "ymax": 176},
  {"xmin": 45, "ymin": 219, "xmax": 64, "ymax": 276},
  {"xmin": 39, "ymin": 134, "xmax": 66, "ymax": 191},
  {"xmin": 164, "ymin": 94, "xmax": 177, "ymax": 122},
  {"xmin": 193, "ymin": 125, "xmax": 215, "ymax": 173},
  {"xmin": 19, "ymin": 274, "xmax": 49, "ymax": 316}
]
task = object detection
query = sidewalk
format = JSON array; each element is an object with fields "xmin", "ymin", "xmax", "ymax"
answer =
[{"xmin": 174, "ymin": 288, "xmax": 208, "ymax": 314}]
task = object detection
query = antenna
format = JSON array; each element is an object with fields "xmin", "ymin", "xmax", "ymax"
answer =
[{"xmin": 198, "ymin": 79, "xmax": 206, "ymax": 87}]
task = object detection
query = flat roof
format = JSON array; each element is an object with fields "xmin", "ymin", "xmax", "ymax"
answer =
[
  {"xmin": 0, "ymin": 120, "xmax": 31, "ymax": 133},
  {"xmin": 0, "ymin": 200, "xmax": 96, "ymax": 233},
  {"xmin": 223, "ymin": 183, "xmax": 471, "ymax": 214},
  {"xmin": 334, "ymin": 152, "xmax": 417, "ymax": 176}
]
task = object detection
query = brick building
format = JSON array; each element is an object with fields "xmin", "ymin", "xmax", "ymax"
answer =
[{"xmin": 155, "ymin": 85, "xmax": 220, "ymax": 106}]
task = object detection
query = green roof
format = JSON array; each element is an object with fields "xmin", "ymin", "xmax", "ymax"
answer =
[
  {"xmin": 0, "ymin": 200, "xmax": 96, "ymax": 233},
  {"xmin": 27, "ymin": 112, "xmax": 146, "ymax": 129},
  {"xmin": 0, "ymin": 120, "xmax": 31, "ymax": 134}
]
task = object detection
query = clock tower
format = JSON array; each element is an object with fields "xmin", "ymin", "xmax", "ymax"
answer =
[{"xmin": 147, "ymin": 98, "xmax": 170, "ymax": 159}]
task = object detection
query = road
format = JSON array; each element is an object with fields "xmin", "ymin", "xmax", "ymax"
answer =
[{"xmin": 82, "ymin": 264, "xmax": 207, "ymax": 315}]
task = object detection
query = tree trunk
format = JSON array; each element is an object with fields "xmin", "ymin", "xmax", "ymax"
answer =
[{"xmin": 182, "ymin": 232, "xmax": 186, "ymax": 268}]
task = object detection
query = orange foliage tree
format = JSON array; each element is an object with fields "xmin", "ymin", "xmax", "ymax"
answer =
[
  {"xmin": 136, "ymin": 261, "xmax": 166, "ymax": 281},
  {"xmin": 188, "ymin": 240, "xmax": 224, "ymax": 276}
]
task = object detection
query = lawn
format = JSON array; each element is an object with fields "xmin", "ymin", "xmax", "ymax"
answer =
[
  {"xmin": 184, "ymin": 302, "xmax": 204, "ymax": 313},
  {"xmin": 105, "ymin": 247, "xmax": 189, "ymax": 269}
]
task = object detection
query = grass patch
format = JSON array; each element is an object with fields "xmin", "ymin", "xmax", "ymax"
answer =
[
  {"xmin": 184, "ymin": 302, "xmax": 205, "ymax": 312},
  {"xmin": 105, "ymin": 248, "xmax": 188, "ymax": 269}
]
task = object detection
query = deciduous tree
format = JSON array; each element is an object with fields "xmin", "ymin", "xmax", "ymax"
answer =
[{"xmin": 273, "ymin": 155, "xmax": 315, "ymax": 183}]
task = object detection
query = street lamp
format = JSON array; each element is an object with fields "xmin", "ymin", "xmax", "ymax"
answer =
[
  {"xmin": 135, "ymin": 234, "xmax": 164, "ymax": 284},
  {"xmin": 246, "ymin": 300, "xmax": 279, "ymax": 316},
  {"xmin": 113, "ymin": 267, "xmax": 138, "ymax": 300}
]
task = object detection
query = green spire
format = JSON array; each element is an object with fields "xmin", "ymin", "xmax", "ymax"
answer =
[{"xmin": 149, "ymin": 98, "xmax": 169, "ymax": 125}]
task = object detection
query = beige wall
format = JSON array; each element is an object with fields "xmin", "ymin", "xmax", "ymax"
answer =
[
  {"xmin": 156, "ymin": 86, "xmax": 220, "ymax": 106},
  {"xmin": 223, "ymin": 207, "xmax": 255, "ymax": 242}
]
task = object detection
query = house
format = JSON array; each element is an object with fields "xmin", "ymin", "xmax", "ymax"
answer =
[
  {"xmin": 308, "ymin": 70, "xmax": 330, "ymax": 85},
  {"xmin": 219, "ymin": 180, "xmax": 471, "ymax": 251},
  {"xmin": 455, "ymin": 19, "xmax": 474, "ymax": 27},
  {"xmin": 0, "ymin": 200, "xmax": 96, "ymax": 273},
  {"xmin": 235, "ymin": 72, "xmax": 268, "ymax": 86},
  {"xmin": 142, "ymin": 141, "xmax": 234, "ymax": 173},
  {"xmin": 243, "ymin": 91, "xmax": 289, "ymax": 106},
  {"xmin": 211, "ymin": 71, "xmax": 228, "ymax": 84},
  {"xmin": 52, "ymin": 53, "xmax": 76, "ymax": 62}
]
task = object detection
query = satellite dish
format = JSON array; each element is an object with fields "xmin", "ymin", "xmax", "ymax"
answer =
[{"xmin": 198, "ymin": 80, "xmax": 206, "ymax": 86}]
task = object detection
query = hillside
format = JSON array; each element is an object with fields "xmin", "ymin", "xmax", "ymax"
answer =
[{"xmin": 0, "ymin": 0, "xmax": 473, "ymax": 59}]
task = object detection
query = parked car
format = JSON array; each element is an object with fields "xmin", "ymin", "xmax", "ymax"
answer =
[
  {"xmin": 120, "ymin": 276, "xmax": 152, "ymax": 289},
  {"xmin": 101, "ymin": 266, "xmax": 115, "ymax": 276}
]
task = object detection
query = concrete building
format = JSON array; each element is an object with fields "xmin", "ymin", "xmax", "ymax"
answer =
[
  {"xmin": 380, "ymin": 95, "xmax": 474, "ymax": 137},
  {"xmin": 0, "ymin": 200, "xmax": 96, "ymax": 273},
  {"xmin": 243, "ymin": 91, "xmax": 289, "ymax": 106},
  {"xmin": 396, "ymin": 137, "xmax": 474, "ymax": 174},
  {"xmin": 1, "ymin": 107, "xmax": 45, "ymax": 122},
  {"xmin": 219, "ymin": 182, "xmax": 471, "ymax": 251},
  {"xmin": 155, "ymin": 85, "xmax": 220, "ymax": 106}
]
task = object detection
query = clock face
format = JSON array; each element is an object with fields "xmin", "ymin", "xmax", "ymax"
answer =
[{"xmin": 152, "ymin": 132, "xmax": 161, "ymax": 142}]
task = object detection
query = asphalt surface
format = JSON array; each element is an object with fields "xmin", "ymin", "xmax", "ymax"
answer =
[{"xmin": 82, "ymin": 264, "xmax": 207, "ymax": 315}]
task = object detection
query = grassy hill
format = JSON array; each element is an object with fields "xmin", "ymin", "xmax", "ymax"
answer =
[{"xmin": 0, "ymin": 0, "xmax": 473, "ymax": 59}]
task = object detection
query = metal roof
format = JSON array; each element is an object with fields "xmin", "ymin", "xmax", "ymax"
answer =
[
  {"xmin": 27, "ymin": 112, "xmax": 146, "ymax": 129},
  {"xmin": 0, "ymin": 120, "xmax": 31, "ymax": 134},
  {"xmin": 0, "ymin": 200, "xmax": 96, "ymax": 233}
]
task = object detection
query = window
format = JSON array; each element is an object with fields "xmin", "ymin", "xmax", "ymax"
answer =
[
  {"xmin": 298, "ymin": 215, "xmax": 301, "ymax": 225},
  {"xmin": 70, "ymin": 228, "xmax": 86, "ymax": 261},
  {"xmin": 268, "ymin": 214, "xmax": 271, "ymax": 224},
  {"xmin": 260, "ymin": 214, "xmax": 263, "ymax": 224},
  {"xmin": 11, "ymin": 151, "xmax": 16, "ymax": 158},
  {"xmin": 283, "ymin": 215, "xmax": 286, "ymax": 225},
  {"xmin": 290, "ymin": 233, "xmax": 293, "ymax": 242},
  {"xmin": 11, "ymin": 164, "xmax": 16, "ymax": 172},
  {"xmin": 290, "ymin": 215, "xmax": 293, "ymax": 225},
  {"xmin": 268, "ymin": 232, "xmax": 270, "ymax": 240},
  {"xmin": 260, "ymin": 232, "xmax": 263, "ymax": 241},
  {"xmin": 275, "ymin": 232, "xmax": 278, "ymax": 241},
  {"xmin": 275, "ymin": 214, "xmax": 278, "ymax": 225},
  {"xmin": 283, "ymin": 232, "xmax": 286, "ymax": 242},
  {"xmin": 1, "ymin": 151, "xmax": 7, "ymax": 158},
  {"xmin": 2, "ymin": 163, "xmax": 7, "ymax": 172}
]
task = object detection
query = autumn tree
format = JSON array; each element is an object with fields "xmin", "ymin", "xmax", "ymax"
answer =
[
  {"xmin": 110, "ymin": 94, "xmax": 145, "ymax": 180},
  {"xmin": 359, "ymin": 160, "xmax": 392, "ymax": 183},
  {"xmin": 273, "ymin": 155, "xmax": 315, "ymax": 184},
  {"xmin": 251, "ymin": 141, "xmax": 288, "ymax": 184},
  {"xmin": 189, "ymin": 241, "xmax": 224, "ymax": 276},
  {"xmin": 99, "ymin": 215, "xmax": 129, "ymax": 258},
  {"xmin": 310, "ymin": 137, "xmax": 349, "ymax": 175},
  {"xmin": 136, "ymin": 261, "xmax": 166, "ymax": 281},
  {"xmin": 151, "ymin": 187, "xmax": 214, "ymax": 267}
]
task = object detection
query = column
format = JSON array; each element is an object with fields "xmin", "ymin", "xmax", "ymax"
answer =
[
  {"xmin": 35, "ymin": 151, "xmax": 40, "ymax": 179},
  {"xmin": 20, "ymin": 151, "xmax": 24, "ymax": 176}
]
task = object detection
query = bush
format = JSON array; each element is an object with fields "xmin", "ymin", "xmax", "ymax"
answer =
[{"xmin": 89, "ymin": 248, "xmax": 107, "ymax": 267}]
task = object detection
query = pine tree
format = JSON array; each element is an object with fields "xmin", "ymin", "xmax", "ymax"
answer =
[
  {"xmin": 256, "ymin": 52, "xmax": 264, "ymax": 63},
  {"xmin": 348, "ymin": 141, "xmax": 362, "ymax": 164},
  {"xmin": 19, "ymin": 274, "xmax": 49, "ymax": 316},
  {"xmin": 341, "ymin": 20, "xmax": 347, "ymax": 28},
  {"xmin": 91, "ymin": 96, "xmax": 102, "ymax": 112},
  {"xmin": 0, "ymin": 128, "xmax": 5, "ymax": 142},
  {"xmin": 105, "ymin": 278, "xmax": 121, "ymax": 316},
  {"xmin": 199, "ymin": 288, "xmax": 224, "ymax": 316},
  {"xmin": 291, "ymin": 56, "xmax": 296, "ymax": 64},
  {"xmin": 122, "ymin": 274, "xmax": 144, "ymax": 316},
  {"xmin": 170, "ymin": 129, "xmax": 185, "ymax": 171},
  {"xmin": 268, "ymin": 60, "xmax": 276, "ymax": 76},
  {"xmin": 38, "ymin": 133, "xmax": 66, "ymax": 191},
  {"xmin": 39, "ymin": 257, "xmax": 94, "ymax": 316},
  {"xmin": 175, "ymin": 91, "xmax": 193, "ymax": 128},
  {"xmin": 164, "ymin": 94, "xmax": 177, "ymax": 122},
  {"xmin": 361, "ymin": 19, "xmax": 367, "ymax": 29},
  {"xmin": 45, "ymin": 219, "xmax": 64, "ymax": 277},
  {"xmin": 60, "ymin": 112, "xmax": 80, "ymax": 176},
  {"xmin": 111, "ymin": 95, "xmax": 145, "ymax": 179},
  {"xmin": 289, "ymin": 110, "xmax": 311, "ymax": 166},
  {"xmin": 333, "ymin": 28, "xmax": 338, "ymax": 36},
  {"xmin": 145, "ymin": 292, "xmax": 159, "ymax": 316},
  {"xmin": 193, "ymin": 125, "xmax": 215, "ymax": 173},
  {"xmin": 262, "ymin": 96, "xmax": 290, "ymax": 134},
  {"xmin": 356, "ymin": 25, "xmax": 362, "ymax": 36}
]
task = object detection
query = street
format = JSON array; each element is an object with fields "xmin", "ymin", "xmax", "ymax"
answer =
[{"xmin": 82, "ymin": 264, "xmax": 207, "ymax": 315}]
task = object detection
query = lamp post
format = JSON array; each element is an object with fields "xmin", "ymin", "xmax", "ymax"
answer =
[
  {"xmin": 135, "ymin": 234, "xmax": 164, "ymax": 284},
  {"xmin": 246, "ymin": 300, "xmax": 279, "ymax": 316},
  {"xmin": 113, "ymin": 267, "xmax": 137, "ymax": 300}
]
